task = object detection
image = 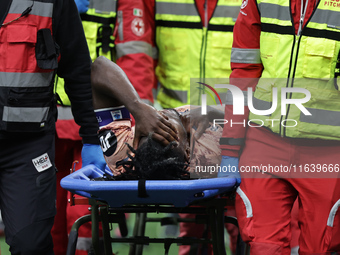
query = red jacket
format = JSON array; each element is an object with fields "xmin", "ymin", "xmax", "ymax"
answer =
[
  {"xmin": 114, "ymin": 0, "xmax": 217, "ymax": 104},
  {"xmin": 221, "ymin": 0, "xmax": 318, "ymax": 157},
  {"xmin": 114, "ymin": 0, "xmax": 155, "ymax": 104}
]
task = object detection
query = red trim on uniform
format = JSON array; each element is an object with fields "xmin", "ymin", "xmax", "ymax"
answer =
[
  {"xmin": 116, "ymin": 53, "xmax": 154, "ymax": 103},
  {"xmin": 115, "ymin": 0, "xmax": 155, "ymax": 103}
]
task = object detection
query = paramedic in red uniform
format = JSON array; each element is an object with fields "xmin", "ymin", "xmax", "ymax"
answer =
[{"xmin": 220, "ymin": 0, "xmax": 340, "ymax": 253}]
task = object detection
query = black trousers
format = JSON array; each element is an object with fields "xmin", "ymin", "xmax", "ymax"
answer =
[{"xmin": 0, "ymin": 133, "xmax": 56, "ymax": 255}]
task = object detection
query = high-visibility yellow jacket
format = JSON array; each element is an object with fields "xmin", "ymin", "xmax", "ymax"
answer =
[
  {"xmin": 154, "ymin": 0, "xmax": 241, "ymax": 108},
  {"xmin": 247, "ymin": 0, "xmax": 340, "ymax": 140}
]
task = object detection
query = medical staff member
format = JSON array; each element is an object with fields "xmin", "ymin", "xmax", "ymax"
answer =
[
  {"xmin": 220, "ymin": 0, "xmax": 340, "ymax": 253},
  {"xmin": 51, "ymin": 0, "xmax": 116, "ymax": 254},
  {"xmin": 0, "ymin": 0, "xmax": 105, "ymax": 254},
  {"xmin": 115, "ymin": 0, "xmax": 241, "ymax": 109}
]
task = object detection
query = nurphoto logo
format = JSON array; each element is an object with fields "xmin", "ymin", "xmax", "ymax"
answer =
[{"xmin": 198, "ymin": 82, "xmax": 312, "ymax": 128}]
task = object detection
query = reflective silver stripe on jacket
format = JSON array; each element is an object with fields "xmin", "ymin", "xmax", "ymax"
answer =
[
  {"xmin": 117, "ymin": 10, "xmax": 124, "ymax": 41},
  {"xmin": 231, "ymin": 48, "xmax": 262, "ymax": 64},
  {"xmin": 300, "ymin": 108, "xmax": 340, "ymax": 126},
  {"xmin": 90, "ymin": 0, "xmax": 116, "ymax": 13},
  {"xmin": 257, "ymin": 2, "xmax": 291, "ymax": 21},
  {"xmin": 327, "ymin": 199, "xmax": 340, "ymax": 227},
  {"xmin": 76, "ymin": 237, "xmax": 92, "ymax": 251},
  {"xmin": 250, "ymin": 97, "xmax": 272, "ymax": 114},
  {"xmin": 291, "ymin": 246, "xmax": 299, "ymax": 255},
  {"xmin": 57, "ymin": 106, "xmax": 73, "ymax": 121},
  {"xmin": 3, "ymin": 106, "xmax": 49, "ymax": 122},
  {"xmin": 226, "ymin": 90, "xmax": 248, "ymax": 106},
  {"xmin": 218, "ymin": 92, "xmax": 227, "ymax": 104},
  {"xmin": 162, "ymin": 87, "xmax": 187, "ymax": 103},
  {"xmin": 75, "ymin": 237, "xmax": 104, "ymax": 251},
  {"xmin": 156, "ymin": 2, "xmax": 198, "ymax": 16},
  {"xmin": 0, "ymin": 72, "xmax": 54, "ymax": 88},
  {"xmin": 156, "ymin": 1, "xmax": 239, "ymax": 19},
  {"xmin": 152, "ymin": 47, "xmax": 158, "ymax": 60},
  {"xmin": 259, "ymin": 1, "xmax": 340, "ymax": 27},
  {"xmin": 236, "ymin": 187, "xmax": 253, "ymax": 218},
  {"xmin": 9, "ymin": 0, "xmax": 53, "ymax": 17},
  {"xmin": 213, "ymin": 5, "xmax": 240, "ymax": 19},
  {"xmin": 116, "ymin": 41, "xmax": 155, "ymax": 59},
  {"xmin": 312, "ymin": 9, "xmax": 340, "ymax": 27}
]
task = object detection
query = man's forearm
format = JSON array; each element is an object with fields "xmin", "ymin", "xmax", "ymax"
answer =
[{"xmin": 91, "ymin": 56, "xmax": 144, "ymax": 115}]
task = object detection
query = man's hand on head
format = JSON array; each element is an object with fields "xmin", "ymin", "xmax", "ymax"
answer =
[{"xmin": 132, "ymin": 103, "xmax": 179, "ymax": 149}]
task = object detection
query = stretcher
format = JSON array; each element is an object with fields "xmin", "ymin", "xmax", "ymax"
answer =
[{"xmin": 61, "ymin": 164, "xmax": 246, "ymax": 255}]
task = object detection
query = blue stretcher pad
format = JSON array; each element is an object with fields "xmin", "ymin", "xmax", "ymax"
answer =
[{"xmin": 60, "ymin": 164, "xmax": 236, "ymax": 207}]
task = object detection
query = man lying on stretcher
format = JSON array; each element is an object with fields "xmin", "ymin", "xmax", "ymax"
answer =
[{"xmin": 91, "ymin": 56, "xmax": 224, "ymax": 180}]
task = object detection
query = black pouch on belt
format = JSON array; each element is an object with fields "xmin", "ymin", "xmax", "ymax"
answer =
[{"xmin": 35, "ymin": 28, "xmax": 59, "ymax": 70}]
